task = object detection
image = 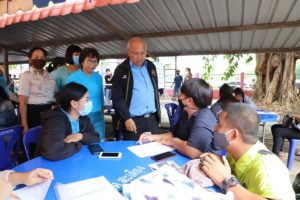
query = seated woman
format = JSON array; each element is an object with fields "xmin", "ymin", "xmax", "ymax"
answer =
[
  {"xmin": 139, "ymin": 78, "xmax": 218, "ymax": 159},
  {"xmin": 0, "ymin": 86, "xmax": 17, "ymax": 130},
  {"xmin": 210, "ymin": 83, "xmax": 238, "ymax": 120},
  {"xmin": 36, "ymin": 82, "xmax": 100, "ymax": 161},
  {"xmin": 271, "ymin": 114, "xmax": 300, "ymax": 158},
  {"xmin": 233, "ymin": 87, "xmax": 256, "ymax": 109}
]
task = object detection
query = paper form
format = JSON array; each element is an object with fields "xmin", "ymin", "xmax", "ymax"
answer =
[
  {"xmin": 54, "ymin": 176, "xmax": 125, "ymax": 200},
  {"xmin": 127, "ymin": 142, "xmax": 174, "ymax": 158},
  {"xmin": 11, "ymin": 179, "xmax": 52, "ymax": 200}
]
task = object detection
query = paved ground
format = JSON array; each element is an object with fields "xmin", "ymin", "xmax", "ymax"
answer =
[{"xmin": 105, "ymin": 98, "xmax": 299, "ymax": 184}]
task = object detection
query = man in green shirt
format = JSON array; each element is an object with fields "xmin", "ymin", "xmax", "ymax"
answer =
[{"xmin": 200, "ymin": 103, "xmax": 295, "ymax": 200}]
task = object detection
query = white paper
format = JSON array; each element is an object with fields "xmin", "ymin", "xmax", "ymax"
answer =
[
  {"xmin": 12, "ymin": 179, "xmax": 52, "ymax": 200},
  {"xmin": 54, "ymin": 176, "xmax": 125, "ymax": 200},
  {"xmin": 127, "ymin": 142, "xmax": 174, "ymax": 158}
]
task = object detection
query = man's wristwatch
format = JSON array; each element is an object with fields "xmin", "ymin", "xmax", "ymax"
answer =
[{"xmin": 222, "ymin": 176, "xmax": 240, "ymax": 192}]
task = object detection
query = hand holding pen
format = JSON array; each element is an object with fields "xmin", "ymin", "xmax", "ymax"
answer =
[{"xmin": 136, "ymin": 132, "xmax": 152, "ymax": 145}]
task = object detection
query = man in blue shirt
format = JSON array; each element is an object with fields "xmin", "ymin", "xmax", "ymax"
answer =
[
  {"xmin": 171, "ymin": 70, "xmax": 183, "ymax": 97},
  {"xmin": 112, "ymin": 37, "xmax": 161, "ymax": 140}
]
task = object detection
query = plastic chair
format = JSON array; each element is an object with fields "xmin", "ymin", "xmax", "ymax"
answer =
[
  {"xmin": 287, "ymin": 139, "xmax": 300, "ymax": 170},
  {"xmin": 164, "ymin": 103, "xmax": 179, "ymax": 130},
  {"xmin": 0, "ymin": 125, "xmax": 23, "ymax": 170},
  {"xmin": 23, "ymin": 126, "xmax": 42, "ymax": 160}
]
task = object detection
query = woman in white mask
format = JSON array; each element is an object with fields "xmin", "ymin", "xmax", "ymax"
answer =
[{"xmin": 36, "ymin": 82, "xmax": 100, "ymax": 161}]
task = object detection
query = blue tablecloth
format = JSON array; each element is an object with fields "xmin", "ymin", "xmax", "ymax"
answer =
[
  {"xmin": 257, "ymin": 110, "xmax": 279, "ymax": 123},
  {"xmin": 13, "ymin": 141, "xmax": 198, "ymax": 199}
]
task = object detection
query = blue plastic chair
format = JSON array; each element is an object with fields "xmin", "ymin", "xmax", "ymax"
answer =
[
  {"xmin": 287, "ymin": 139, "xmax": 300, "ymax": 170},
  {"xmin": 0, "ymin": 125, "xmax": 23, "ymax": 170},
  {"xmin": 23, "ymin": 126, "xmax": 42, "ymax": 160},
  {"xmin": 165, "ymin": 103, "xmax": 179, "ymax": 130}
]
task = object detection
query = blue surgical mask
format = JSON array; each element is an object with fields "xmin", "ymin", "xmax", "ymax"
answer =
[
  {"xmin": 213, "ymin": 129, "xmax": 233, "ymax": 150},
  {"xmin": 73, "ymin": 55, "xmax": 80, "ymax": 66},
  {"xmin": 79, "ymin": 101, "xmax": 93, "ymax": 116}
]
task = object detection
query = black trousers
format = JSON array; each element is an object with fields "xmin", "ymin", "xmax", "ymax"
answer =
[
  {"xmin": 27, "ymin": 104, "xmax": 52, "ymax": 128},
  {"xmin": 271, "ymin": 124, "xmax": 300, "ymax": 155},
  {"xmin": 120, "ymin": 113, "xmax": 160, "ymax": 141}
]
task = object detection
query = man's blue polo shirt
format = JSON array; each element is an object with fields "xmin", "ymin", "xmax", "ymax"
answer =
[
  {"xmin": 129, "ymin": 61, "xmax": 156, "ymax": 117},
  {"xmin": 173, "ymin": 108, "xmax": 217, "ymax": 153}
]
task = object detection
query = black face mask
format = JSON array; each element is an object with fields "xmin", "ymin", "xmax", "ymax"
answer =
[
  {"xmin": 31, "ymin": 59, "xmax": 46, "ymax": 69},
  {"xmin": 178, "ymin": 99, "xmax": 184, "ymax": 110},
  {"xmin": 178, "ymin": 97, "xmax": 188, "ymax": 110}
]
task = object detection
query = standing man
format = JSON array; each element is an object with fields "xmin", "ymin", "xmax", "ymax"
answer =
[
  {"xmin": 112, "ymin": 37, "xmax": 161, "ymax": 140},
  {"xmin": 104, "ymin": 68, "xmax": 113, "ymax": 103},
  {"xmin": 171, "ymin": 70, "xmax": 183, "ymax": 97}
]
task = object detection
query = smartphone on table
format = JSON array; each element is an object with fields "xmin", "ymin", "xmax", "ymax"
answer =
[
  {"xmin": 99, "ymin": 152, "xmax": 122, "ymax": 159},
  {"xmin": 151, "ymin": 151, "xmax": 176, "ymax": 162},
  {"xmin": 88, "ymin": 144, "xmax": 104, "ymax": 155}
]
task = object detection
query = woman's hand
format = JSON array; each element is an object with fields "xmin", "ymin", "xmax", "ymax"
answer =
[
  {"xmin": 64, "ymin": 133, "xmax": 83, "ymax": 143},
  {"xmin": 20, "ymin": 168, "xmax": 54, "ymax": 186},
  {"xmin": 0, "ymin": 179, "xmax": 13, "ymax": 200}
]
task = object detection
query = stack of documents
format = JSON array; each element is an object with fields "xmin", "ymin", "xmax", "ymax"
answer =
[{"xmin": 54, "ymin": 176, "xmax": 125, "ymax": 200}]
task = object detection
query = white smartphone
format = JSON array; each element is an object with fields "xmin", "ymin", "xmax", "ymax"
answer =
[{"xmin": 99, "ymin": 152, "xmax": 122, "ymax": 159}]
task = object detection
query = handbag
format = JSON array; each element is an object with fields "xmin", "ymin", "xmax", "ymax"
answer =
[{"xmin": 282, "ymin": 115, "xmax": 294, "ymax": 128}]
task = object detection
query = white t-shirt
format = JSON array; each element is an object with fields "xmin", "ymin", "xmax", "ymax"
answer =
[{"xmin": 18, "ymin": 68, "xmax": 56, "ymax": 105}]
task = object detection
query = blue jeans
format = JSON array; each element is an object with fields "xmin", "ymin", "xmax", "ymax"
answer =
[
  {"xmin": 105, "ymin": 88, "xmax": 112, "ymax": 101},
  {"xmin": 173, "ymin": 87, "xmax": 180, "ymax": 97}
]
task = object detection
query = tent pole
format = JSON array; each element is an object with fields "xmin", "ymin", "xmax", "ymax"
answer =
[{"xmin": 3, "ymin": 48, "xmax": 9, "ymax": 84}]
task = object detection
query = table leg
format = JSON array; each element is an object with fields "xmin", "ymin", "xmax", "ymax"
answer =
[{"xmin": 262, "ymin": 123, "xmax": 266, "ymax": 144}]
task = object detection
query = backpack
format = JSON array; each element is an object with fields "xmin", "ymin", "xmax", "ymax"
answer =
[{"xmin": 293, "ymin": 172, "xmax": 300, "ymax": 199}]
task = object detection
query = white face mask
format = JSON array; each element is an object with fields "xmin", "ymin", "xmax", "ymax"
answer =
[{"xmin": 79, "ymin": 101, "xmax": 93, "ymax": 116}]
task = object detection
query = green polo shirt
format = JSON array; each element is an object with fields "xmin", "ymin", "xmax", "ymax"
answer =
[{"xmin": 227, "ymin": 142, "xmax": 295, "ymax": 200}]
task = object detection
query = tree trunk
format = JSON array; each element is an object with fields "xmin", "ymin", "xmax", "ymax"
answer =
[{"xmin": 254, "ymin": 52, "xmax": 299, "ymax": 107}]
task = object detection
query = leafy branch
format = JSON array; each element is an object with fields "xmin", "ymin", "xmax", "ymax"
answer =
[{"xmin": 202, "ymin": 55, "xmax": 216, "ymax": 81}]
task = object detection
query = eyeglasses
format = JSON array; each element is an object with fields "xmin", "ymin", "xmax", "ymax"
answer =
[
  {"xmin": 178, "ymin": 97, "xmax": 189, "ymax": 101},
  {"xmin": 130, "ymin": 51, "xmax": 146, "ymax": 57},
  {"xmin": 86, "ymin": 59, "xmax": 98, "ymax": 65}
]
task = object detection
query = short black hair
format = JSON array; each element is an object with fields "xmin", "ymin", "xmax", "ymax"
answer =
[
  {"xmin": 28, "ymin": 47, "xmax": 47, "ymax": 58},
  {"xmin": 52, "ymin": 57, "xmax": 65, "ymax": 68},
  {"xmin": 222, "ymin": 103, "xmax": 259, "ymax": 144},
  {"xmin": 55, "ymin": 82, "xmax": 87, "ymax": 112},
  {"xmin": 0, "ymin": 86, "xmax": 8, "ymax": 100},
  {"xmin": 233, "ymin": 87, "xmax": 245, "ymax": 101},
  {"xmin": 218, "ymin": 83, "xmax": 238, "ymax": 103},
  {"xmin": 79, "ymin": 48, "xmax": 100, "ymax": 67},
  {"xmin": 181, "ymin": 78, "xmax": 212, "ymax": 108},
  {"xmin": 65, "ymin": 45, "xmax": 82, "ymax": 65},
  {"xmin": 106, "ymin": 68, "xmax": 111, "ymax": 72}
]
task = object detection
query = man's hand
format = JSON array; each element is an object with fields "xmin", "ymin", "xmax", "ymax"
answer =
[
  {"xmin": 64, "ymin": 133, "xmax": 83, "ymax": 143},
  {"xmin": 159, "ymin": 138, "xmax": 173, "ymax": 146},
  {"xmin": 138, "ymin": 133, "xmax": 153, "ymax": 144},
  {"xmin": 125, "ymin": 118, "xmax": 137, "ymax": 133},
  {"xmin": 200, "ymin": 153, "xmax": 232, "ymax": 187}
]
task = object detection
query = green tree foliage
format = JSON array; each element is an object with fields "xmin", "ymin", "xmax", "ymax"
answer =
[
  {"xmin": 202, "ymin": 54, "xmax": 253, "ymax": 81},
  {"xmin": 202, "ymin": 55, "xmax": 216, "ymax": 81}
]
